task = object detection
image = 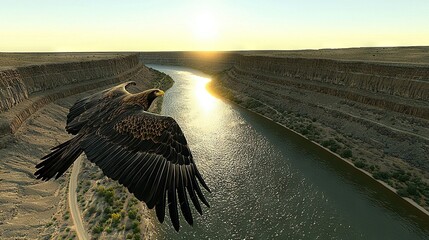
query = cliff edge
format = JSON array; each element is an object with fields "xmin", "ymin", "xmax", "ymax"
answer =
[{"xmin": 141, "ymin": 49, "xmax": 429, "ymax": 213}]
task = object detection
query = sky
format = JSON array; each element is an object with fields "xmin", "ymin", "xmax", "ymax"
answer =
[{"xmin": 1, "ymin": 0, "xmax": 429, "ymax": 51}]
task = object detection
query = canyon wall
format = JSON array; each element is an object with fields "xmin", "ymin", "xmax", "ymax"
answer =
[
  {"xmin": 0, "ymin": 54, "xmax": 138, "ymax": 113},
  {"xmin": 212, "ymin": 55, "xmax": 429, "ymax": 165},
  {"xmin": 234, "ymin": 56, "xmax": 429, "ymax": 118},
  {"xmin": 0, "ymin": 54, "xmax": 170, "ymax": 135},
  {"xmin": 212, "ymin": 54, "xmax": 429, "ymax": 209},
  {"xmin": 141, "ymin": 51, "xmax": 429, "ymax": 208}
]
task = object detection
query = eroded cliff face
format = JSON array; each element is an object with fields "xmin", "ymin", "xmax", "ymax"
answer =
[
  {"xmin": 206, "ymin": 54, "xmax": 429, "ymax": 210},
  {"xmin": 0, "ymin": 54, "xmax": 169, "ymax": 135},
  {"xmin": 0, "ymin": 70, "xmax": 28, "ymax": 113},
  {"xmin": 215, "ymin": 56, "xmax": 429, "ymax": 159},
  {"xmin": 235, "ymin": 56, "xmax": 429, "ymax": 116},
  {"xmin": 0, "ymin": 54, "xmax": 139, "ymax": 113}
]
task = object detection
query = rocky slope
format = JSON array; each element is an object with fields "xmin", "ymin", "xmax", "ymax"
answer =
[
  {"xmin": 141, "ymin": 50, "xmax": 429, "ymax": 212},
  {"xmin": 0, "ymin": 54, "xmax": 137, "ymax": 112},
  {"xmin": 0, "ymin": 53, "xmax": 173, "ymax": 239},
  {"xmin": 0, "ymin": 54, "xmax": 147, "ymax": 135}
]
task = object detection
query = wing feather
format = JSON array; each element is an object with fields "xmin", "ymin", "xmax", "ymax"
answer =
[
  {"xmin": 66, "ymin": 81, "xmax": 135, "ymax": 134},
  {"xmin": 178, "ymin": 165, "xmax": 193, "ymax": 225},
  {"xmin": 79, "ymin": 108, "xmax": 209, "ymax": 231},
  {"xmin": 155, "ymin": 162, "xmax": 170, "ymax": 223},
  {"xmin": 185, "ymin": 166, "xmax": 202, "ymax": 215},
  {"xmin": 168, "ymin": 165, "xmax": 180, "ymax": 231}
]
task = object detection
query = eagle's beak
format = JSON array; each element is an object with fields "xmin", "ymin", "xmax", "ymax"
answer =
[{"xmin": 155, "ymin": 90, "xmax": 165, "ymax": 97}]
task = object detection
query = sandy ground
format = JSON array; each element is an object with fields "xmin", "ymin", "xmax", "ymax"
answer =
[
  {"xmin": 0, "ymin": 53, "xmax": 130, "ymax": 70},
  {"xmin": 239, "ymin": 46, "xmax": 429, "ymax": 64},
  {"xmin": 0, "ymin": 96, "xmax": 77, "ymax": 239}
]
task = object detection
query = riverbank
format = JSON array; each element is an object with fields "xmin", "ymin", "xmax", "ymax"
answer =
[
  {"xmin": 0, "ymin": 53, "xmax": 173, "ymax": 239},
  {"xmin": 145, "ymin": 65, "xmax": 429, "ymax": 239},
  {"xmin": 206, "ymin": 81, "xmax": 429, "ymax": 220},
  {"xmin": 207, "ymin": 61, "xmax": 429, "ymax": 212},
  {"xmin": 141, "ymin": 48, "xmax": 429, "ymax": 215}
]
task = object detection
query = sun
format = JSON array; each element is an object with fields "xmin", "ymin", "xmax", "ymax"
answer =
[{"xmin": 192, "ymin": 12, "xmax": 219, "ymax": 41}]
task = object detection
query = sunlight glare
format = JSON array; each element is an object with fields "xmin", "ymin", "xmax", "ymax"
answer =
[
  {"xmin": 192, "ymin": 12, "xmax": 218, "ymax": 41},
  {"xmin": 192, "ymin": 75, "xmax": 218, "ymax": 112}
]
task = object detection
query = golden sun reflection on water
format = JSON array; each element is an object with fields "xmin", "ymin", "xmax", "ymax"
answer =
[{"xmin": 192, "ymin": 75, "xmax": 218, "ymax": 112}]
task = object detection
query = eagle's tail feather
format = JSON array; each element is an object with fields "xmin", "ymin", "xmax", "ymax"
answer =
[{"xmin": 35, "ymin": 135, "xmax": 84, "ymax": 181}]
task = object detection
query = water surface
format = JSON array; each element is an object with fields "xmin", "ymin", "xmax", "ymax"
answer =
[{"xmin": 149, "ymin": 65, "xmax": 429, "ymax": 239}]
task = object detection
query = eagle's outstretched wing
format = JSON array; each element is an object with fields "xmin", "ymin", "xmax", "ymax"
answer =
[
  {"xmin": 35, "ymin": 82, "xmax": 210, "ymax": 231},
  {"xmin": 80, "ymin": 109, "xmax": 211, "ymax": 231},
  {"xmin": 66, "ymin": 81, "xmax": 136, "ymax": 134}
]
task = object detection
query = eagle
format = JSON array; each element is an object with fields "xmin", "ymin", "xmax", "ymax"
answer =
[{"xmin": 34, "ymin": 81, "xmax": 210, "ymax": 231}]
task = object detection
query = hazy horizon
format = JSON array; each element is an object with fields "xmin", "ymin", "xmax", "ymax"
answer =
[{"xmin": 1, "ymin": 0, "xmax": 429, "ymax": 52}]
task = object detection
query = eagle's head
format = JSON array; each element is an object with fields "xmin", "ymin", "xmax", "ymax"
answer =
[
  {"xmin": 146, "ymin": 89, "xmax": 165, "ymax": 106},
  {"xmin": 123, "ymin": 88, "xmax": 165, "ymax": 110},
  {"xmin": 140, "ymin": 88, "xmax": 165, "ymax": 110}
]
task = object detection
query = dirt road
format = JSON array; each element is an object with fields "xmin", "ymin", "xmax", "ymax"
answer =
[{"xmin": 68, "ymin": 156, "xmax": 90, "ymax": 240}]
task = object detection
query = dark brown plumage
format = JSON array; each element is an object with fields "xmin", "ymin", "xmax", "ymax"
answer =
[{"xmin": 34, "ymin": 81, "xmax": 210, "ymax": 231}]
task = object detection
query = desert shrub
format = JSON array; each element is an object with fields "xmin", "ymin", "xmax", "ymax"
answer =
[
  {"xmin": 129, "ymin": 198, "xmax": 138, "ymax": 206},
  {"xmin": 101, "ymin": 217, "xmax": 110, "ymax": 225},
  {"xmin": 406, "ymin": 182, "xmax": 418, "ymax": 196},
  {"xmin": 373, "ymin": 171, "xmax": 390, "ymax": 180},
  {"xmin": 392, "ymin": 170, "xmax": 410, "ymax": 182},
  {"xmin": 328, "ymin": 144, "xmax": 339, "ymax": 153},
  {"xmin": 93, "ymin": 225, "xmax": 104, "ymax": 234},
  {"xmin": 397, "ymin": 188, "xmax": 409, "ymax": 197},
  {"xmin": 133, "ymin": 227, "xmax": 140, "ymax": 234},
  {"xmin": 111, "ymin": 212, "xmax": 121, "ymax": 224},
  {"xmin": 245, "ymin": 99, "xmax": 263, "ymax": 109},
  {"xmin": 104, "ymin": 207, "xmax": 112, "ymax": 215},
  {"xmin": 354, "ymin": 161, "xmax": 366, "ymax": 168},
  {"xmin": 132, "ymin": 220, "xmax": 140, "ymax": 229},
  {"xmin": 96, "ymin": 186, "xmax": 115, "ymax": 204},
  {"xmin": 341, "ymin": 149, "xmax": 353, "ymax": 158},
  {"xmin": 96, "ymin": 186, "xmax": 105, "ymax": 194},
  {"xmin": 421, "ymin": 187, "xmax": 429, "ymax": 197},
  {"xmin": 321, "ymin": 139, "xmax": 340, "ymax": 152},
  {"xmin": 300, "ymin": 128, "xmax": 309, "ymax": 135},
  {"xmin": 104, "ymin": 192, "xmax": 115, "ymax": 205},
  {"xmin": 128, "ymin": 209, "xmax": 138, "ymax": 220},
  {"xmin": 87, "ymin": 206, "xmax": 96, "ymax": 215}
]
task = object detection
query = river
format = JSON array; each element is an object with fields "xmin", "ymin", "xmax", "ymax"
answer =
[{"xmin": 148, "ymin": 65, "xmax": 429, "ymax": 239}]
